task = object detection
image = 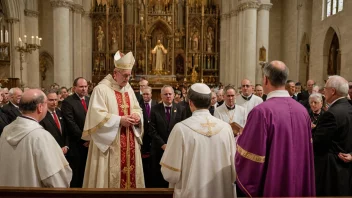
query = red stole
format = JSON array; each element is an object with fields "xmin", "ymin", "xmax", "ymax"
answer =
[{"xmin": 115, "ymin": 91, "xmax": 136, "ymax": 189}]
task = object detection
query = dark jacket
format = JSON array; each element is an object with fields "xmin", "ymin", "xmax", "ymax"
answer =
[
  {"xmin": 40, "ymin": 109, "xmax": 69, "ymax": 148},
  {"xmin": 1, "ymin": 102, "xmax": 21, "ymax": 123}
]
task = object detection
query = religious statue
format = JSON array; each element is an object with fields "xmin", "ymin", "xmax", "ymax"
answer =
[
  {"xmin": 259, "ymin": 46, "xmax": 266, "ymax": 61},
  {"xmin": 151, "ymin": 40, "xmax": 168, "ymax": 71},
  {"xmin": 111, "ymin": 26, "xmax": 118, "ymax": 51},
  {"xmin": 206, "ymin": 26, "xmax": 214, "ymax": 52},
  {"xmin": 192, "ymin": 30, "xmax": 199, "ymax": 51},
  {"xmin": 191, "ymin": 65, "xmax": 198, "ymax": 83},
  {"xmin": 97, "ymin": 25, "xmax": 104, "ymax": 51}
]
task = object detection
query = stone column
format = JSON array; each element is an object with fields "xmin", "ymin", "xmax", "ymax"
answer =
[
  {"xmin": 7, "ymin": 18, "xmax": 20, "ymax": 80},
  {"xmin": 256, "ymin": 3, "xmax": 272, "ymax": 84},
  {"xmin": 238, "ymin": 1, "xmax": 259, "ymax": 84},
  {"xmin": 229, "ymin": 10, "xmax": 237, "ymax": 85},
  {"xmin": 72, "ymin": 3, "xmax": 84, "ymax": 79},
  {"xmin": 82, "ymin": 1, "xmax": 92, "ymax": 81},
  {"xmin": 51, "ymin": 0, "xmax": 72, "ymax": 87},
  {"xmin": 219, "ymin": 13, "xmax": 228, "ymax": 85},
  {"xmin": 236, "ymin": 9, "xmax": 243, "ymax": 86},
  {"xmin": 25, "ymin": 9, "xmax": 40, "ymax": 88}
]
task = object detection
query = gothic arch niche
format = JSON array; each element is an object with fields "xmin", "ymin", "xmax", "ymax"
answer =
[
  {"xmin": 323, "ymin": 27, "xmax": 341, "ymax": 79},
  {"xmin": 299, "ymin": 33, "xmax": 310, "ymax": 84},
  {"xmin": 39, "ymin": 51, "xmax": 54, "ymax": 88},
  {"xmin": 148, "ymin": 19, "xmax": 172, "ymax": 73}
]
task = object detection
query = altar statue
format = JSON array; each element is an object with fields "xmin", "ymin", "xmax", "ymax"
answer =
[
  {"xmin": 97, "ymin": 25, "xmax": 104, "ymax": 51},
  {"xmin": 151, "ymin": 40, "xmax": 167, "ymax": 71},
  {"xmin": 206, "ymin": 26, "xmax": 214, "ymax": 52}
]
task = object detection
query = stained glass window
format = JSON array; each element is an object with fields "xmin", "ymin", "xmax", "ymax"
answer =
[
  {"xmin": 332, "ymin": 0, "xmax": 337, "ymax": 15},
  {"xmin": 338, "ymin": 0, "xmax": 343, "ymax": 12},
  {"xmin": 326, "ymin": 0, "xmax": 331, "ymax": 17}
]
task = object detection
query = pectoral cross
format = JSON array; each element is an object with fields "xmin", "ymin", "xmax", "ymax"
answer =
[{"xmin": 201, "ymin": 118, "xmax": 216, "ymax": 136}]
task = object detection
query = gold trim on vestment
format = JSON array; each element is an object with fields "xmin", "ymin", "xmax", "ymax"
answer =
[
  {"xmin": 82, "ymin": 114, "xmax": 112, "ymax": 136},
  {"xmin": 115, "ymin": 63, "xmax": 134, "ymax": 70},
  {"xmin": 160, "ymin": 162, "xmax": 181, "ymax": 172},
  {"xmin": 237, "ymin": 144, "xmax": 265, "ymax": 163}
]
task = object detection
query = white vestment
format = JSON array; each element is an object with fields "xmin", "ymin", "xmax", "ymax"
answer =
[
  {"xmin": 160, "ymin": 110, "xmax": 237, "ymax": 198},
  {"xmin": 214, "ymin": 104, "xmax": 246, "ymax": 128},
  {"xmin": 0, "ymin": 117, "xmax": 72, "ymax": 187},
  {"xmin": 235, "ymin": 94, "xmax": 263, "ymax": 118},
  {"xmin": 82, "ymin": 74, "xmax": 145, "ymax": 188}
]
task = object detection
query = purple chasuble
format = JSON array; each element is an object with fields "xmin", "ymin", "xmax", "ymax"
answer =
[{"xmin": 235, "ymin": 97, "xmax": 315, "ymax": 197}]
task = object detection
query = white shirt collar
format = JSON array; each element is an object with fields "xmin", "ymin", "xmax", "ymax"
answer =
[
  {"xmin": 75, "ymin": 93, "xmax": 85, "ymax": 100},
  {"xmin": 328, "ymin": 97, "xmax": 345, "ymax": 107},
  {"xmin": 163, "ymin": 102, "xmax": 172, "ymax": 108},
  {"xmin": 10, "ymin": 101, "xmax": 19, "ymax": 108},
  {"xmin": 266, "ymin": 90, "xmax": 290, "ymax": 100}
]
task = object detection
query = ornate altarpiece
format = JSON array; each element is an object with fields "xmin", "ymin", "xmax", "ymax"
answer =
[{"xmin": 91, "ymin": 0, "xmax": 220, "ymax": 89}]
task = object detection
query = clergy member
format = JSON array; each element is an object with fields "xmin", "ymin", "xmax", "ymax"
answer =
[
  {"xmin": 82, "ymin": 51, "xmax": 145, "ymax": 188},
  {"xmin": 235, "ymin": 61, "xmax": 315, "ymax": 197},
  {"xmin": 0, "ymin": 89, "xmax": 72, "ymax": 187},
  {"xmin": 160, "ymin": 83, "xmax": 237, "ymax": 198},
  {"xmin": 214, "ymin": 85, "xmax": 246, "ymax": 136},
  {"xmin": 236, "ymin": 79, "xmax": 263, "ymax": 118}
]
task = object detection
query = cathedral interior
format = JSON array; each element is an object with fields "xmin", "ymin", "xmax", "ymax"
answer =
[{"xmin": 0, "ymin": 0, "xmax": 350, "ymax": 91}]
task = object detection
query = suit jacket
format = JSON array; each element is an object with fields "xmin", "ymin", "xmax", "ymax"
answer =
[
  {"xmin": 61, "ymin": 94, "xmax": 90, "ymax": 156},
  {"xmin": 135, "ymin": 91, "xmax": 142, "ymax": 103},
  {"xmin": 313, "ymin": 98, "xmax": 352, "ymax": 196},
  {"xmin": 292, "ymin": 95, "xmax": 298, "ymax": 101},
  {"xmin": 297, "ymin": 90, "xmax": 310, "ymax": 102},
  {"xmin": 1, "ymin": 102, "xmax": 21, "ymax": 123},
  {"xmin": 39, "ymin": 109, "xmax": 69, "ymax": 148},
  {"xmin": 178, "ymin": 100, "xmax": 192, "ymax": 119},
  {"xmin": 0, "ymin": 109, "xmax": 9, "ymax": 136},
  {"xmin": 139, "ymin": 99, "xmax": 157, "ymax": 154},
  {"xmin": 149, "ymin": 102, "xmax": 186, "ymax": 152}
]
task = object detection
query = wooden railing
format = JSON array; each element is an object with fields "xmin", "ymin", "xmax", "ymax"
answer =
[{"xmin": 0, "ymin": 187, "xmax": 174, "ymax": 198}]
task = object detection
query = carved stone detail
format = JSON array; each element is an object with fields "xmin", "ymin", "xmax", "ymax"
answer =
[
  {"xmin": 71, "ymin": 3, "xmax": 84, "ymax": 13},
  {"xmin": 258, "ymin": 4, "xmax": 273, "ymax": 11},
  {"xmin": 6, "ymin": 18, "xmax": 20, "ymax": 24},
  {"xmin": 237, "ymin": 1, "xmax": 260, "ymax": 12},
  {"xmin": 50, "ymin": 0, "xmax": 72, "ymax": 9},
  {"xmin": 24, "ymin": 9, "xmax": 39, "ymax": 18}
]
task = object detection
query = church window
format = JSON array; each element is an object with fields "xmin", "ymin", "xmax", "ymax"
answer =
[{"xmin": 325, "ymin": 0, "xmax": 343, "ymax": 18}]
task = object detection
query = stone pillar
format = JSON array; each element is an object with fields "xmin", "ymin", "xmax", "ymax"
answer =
[
  {"xmin": 82, "ymin": 1, "xmax": 92, "ymax": 81},
  {"xmin": 72, "ymin": 3, "xmax": 84, "ymax": 79},
  {"xmin": 238, "ymin": 1, "xmax": 259, "ymax": 84},
  {"xmin": 51, "ymin": 0, "xmax": 72, "ymax": 87},
  {"xmin": 219, "ymin": 13, "xmax": 228, "ymax": 84},
  {"xmin": 256, "ymin": 3, "xmax": 272, "ymax": 84},
  {"xmin": 236, "ymin": 9, "xmax": 243, "ymax": 86},
  {"xmin": 25, "ymin": 9, "xmax": 40, "ymax": 88},
  {"xmin": 229, "ymin": 10, "xmax": 237, "ymax": 85},
  {"xmin": 7, "ymin": 18, "xmax": 20, "ymax": 80}
]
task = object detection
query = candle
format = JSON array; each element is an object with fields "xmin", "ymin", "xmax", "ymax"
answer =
[
  {"xmin": 36, "ymin": 36, "xmax": 39, "ymax": 45},
  {"xmin": 18, "ymin": 38, "xmax": 22, "ymax": 47},
  {"xmin": 5, "ymin": 30, "xmax": 8, "ymax": 43},
  {"xmin": 31, "ymin": 36, "xmax": 34, "ymax": 44},
  {"xmin": 39, "ymin": 38, "xmax": 42, "ymax": 46},
  {"xmin": 1, "ymin": 30, "xmax": 3, "ymax": 43},
  {"xmin": 24, "ymin": 35, "xmax": 27, "ymax": 43}
]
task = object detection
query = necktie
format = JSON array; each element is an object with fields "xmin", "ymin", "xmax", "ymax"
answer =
[
  {"xmin": 145, "ymin": 103, "xmax": 150, "ymax": 118},
  {"xmin": 52, "ymin": 111, "xmax": 61, "ymax": 132},
  {"xmin": 165, "ymin": 107, "xmax": 171, "ymax": 122},
  {"xmin": 81, "ymin": 98, "xmax": 87, "ymax": 112}
]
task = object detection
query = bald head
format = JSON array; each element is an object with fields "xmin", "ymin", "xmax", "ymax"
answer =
[
  {"xmin": 326, "ymin": 75, "xmax": 348, "ymax": 97},
  {"xmin": 307, "ymin": 79, "xmax": 315, "ymax": 93},
  {"xmin": 241, "ymin": 79, "xmax": 253, "ymax": 96},
  {"xmin": 263, "ymin": 60, "xmax": 289, "ymax": 88},
  {"xmin": 19, "ymin": 89, "xmax": 47, "ymax": 119}
]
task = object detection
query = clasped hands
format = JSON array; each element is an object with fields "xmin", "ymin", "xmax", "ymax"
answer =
[{"xmin": 121, "ymin": 113, "xmax": 140, "ymax": 127}]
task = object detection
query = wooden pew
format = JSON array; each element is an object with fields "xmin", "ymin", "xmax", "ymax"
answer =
[{"xmin": 0, "ymin": 187, "xmax": 174, "ymax": 198}]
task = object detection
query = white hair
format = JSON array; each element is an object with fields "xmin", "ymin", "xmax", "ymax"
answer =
[
  {"xmin": 327, "ymin": 75, "xmax": 349, "ymax": 97},
  {"xmin": 161, "ymin": 85, "xmax": 174, "ymax": 94},
  {"xmin": 309, "ymin": 93, "xmax": 323, "ymax": 103}
]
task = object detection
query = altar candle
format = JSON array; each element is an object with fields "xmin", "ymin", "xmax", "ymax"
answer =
[
  {"xmin": 1, "ymin": 30, "xmax": 3, "ymax": 43},
  {"xmin": 24, "ymin": 35, "xmax": 27, "ymax": 43},
  {"xmin": 31, "ymin": 36, "xmax": 34, "ymax": 44},
  {"xmin": 36, "ymin": 36, "xmax": 39, "ymax": 45},
  {"xmin": 39, "ymin": 38, "xmax": 42, "ymax": 46},
  {"xmin": 5, "ymin": 30, "xmax": 8, "ymax": 43},
  {"xmin": 18, "ymin": 38, "xmax": 22, "ymax": 47}
]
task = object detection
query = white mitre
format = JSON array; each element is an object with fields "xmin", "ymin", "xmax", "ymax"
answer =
[
  {"xmin": 114, "ymin": 51, "xmax": 135, "ymax": 70},
  {"xmin": 191, "ymin": 83, "xmax": 211, "ymax": 94}
]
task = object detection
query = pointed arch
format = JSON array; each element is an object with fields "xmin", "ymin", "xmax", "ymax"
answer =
[
  {"xmin": 298, "ymin": 33, "xmax": 310, "ymax": 84},
  {"xmin": 323, "ymin": 26, "xmax": 341, "ymax": 79}
]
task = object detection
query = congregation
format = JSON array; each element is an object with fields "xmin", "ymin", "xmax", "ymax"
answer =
[{"xmin": 0, "ymin": 52, "xmax": 351, "ymax": 197}]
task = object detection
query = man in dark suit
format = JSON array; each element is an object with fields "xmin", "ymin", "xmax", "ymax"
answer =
[
  {"xmin": 208, "ymin": 91, "xmax": 217, "ymax": 115},
  {"xmin": 149, "ymin": 85, "xmax": 186, "ymax": 187},
  {"xmin": 135, "ymin": 79, "xmax": 148, "ymax": 102},
  {"xmin": 255, "ymin": 84, "xmax": 267, "ymax": 101},
  {"xmin": 298, "ymin": 79, "xmax": 315, "ymax": 109},
  {"xmin": 0, "ymin": 108, "xmax": 9, "ymax": 136},
  {"xmin": 286, "ymin": 80, "xmax": 298, "ymax": 101},
  {"xmin": 313, "ymin": 75, "xmax": 352, "ymax": 196},
  {"xmin": 2, "ymin": 87, "xmax": 22, "ymax": 123},
  {"xmin": 348, "ymin": 81, "xmax": 352, "ymax": 106},
  {"xmin": 139, "ymin": 86, "xmax": 157, "ymax": 187},
  {"xmin": 40, "ymin": 90, "xmax": 69, "ymax": 155},
  {"xmin": 61, "ymin": 77, "xmax": 90, "ymax": 188}
]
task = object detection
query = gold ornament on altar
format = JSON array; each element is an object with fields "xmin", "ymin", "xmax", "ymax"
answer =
[{"xmin": 151, "ymin": 40, "xmax": 167, "ymax": 72}]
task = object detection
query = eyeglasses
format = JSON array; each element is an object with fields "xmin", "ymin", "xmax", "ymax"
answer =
[
  {"xmin": 117, "ymin": 71, "xmax": 131, "ymax": 79},
  {"xmin": 242, "ymin": 85, "xmax": 251, "ymax": 88}
]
